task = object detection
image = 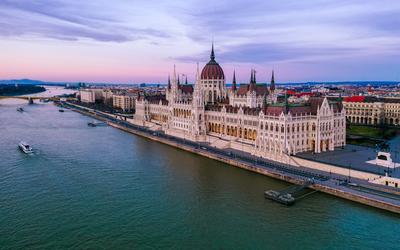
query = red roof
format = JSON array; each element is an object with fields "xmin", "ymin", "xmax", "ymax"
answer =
[
  {"xmin": 344, "ymin": 96, "xmax": 365, "ymax": 102},
  {"xmin": 236, "ymin": 84, "xmax": 269, "ymax": 96},
  {"xmin": 178, "ymin": 85, "xmax": 193, "ymax": 94},
  {"xmin": 201, "ymin": 62, "xmax": 224, "ymax": 79},
  {"xmin": 296, "ymin": 92, "xmax": 312, "ymax": 97}
]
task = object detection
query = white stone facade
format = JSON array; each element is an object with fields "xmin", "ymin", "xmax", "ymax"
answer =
[
  {"xmin": 133, "ymin": 47, "xmax": 346, "ymax": 159},
  {"xmin": 79, "ymin": 89, "xmax": 102, "ymax": 103}
]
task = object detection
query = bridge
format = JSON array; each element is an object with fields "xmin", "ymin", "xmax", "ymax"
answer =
[{"xmin": 0, "ymin": 96, "xmax": 74, "ymax": 104}]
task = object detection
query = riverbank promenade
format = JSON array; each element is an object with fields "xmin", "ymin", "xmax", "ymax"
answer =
[{"xmin": 63, "ymin": 101, "xmax": 400, "ymax": 214}]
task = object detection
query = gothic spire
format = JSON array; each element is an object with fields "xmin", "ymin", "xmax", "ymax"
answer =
[
  {"xmin": 249, "ymin": 69, "xmax": 256, "ymax": 92},
  {"xmin": 173, "ymin": 64, "xmax": 177, "ymax": 87},
  {"xmin": 177, "ymin": 74, "xmax": 180, "ymax": 86},
  {"xmin": 232, "ymin": 70, "xmax": 237, "ymax": 91},
  {"xmin": 210, "ymin": 42, "xmax": 215, "ymax": 61},
  {"xmin": 196, "ymin": 62, "xmax": 200, "ymax": 81},
  {"xmin": 185, "ymin": 75, "xmax": 188, "ymax": 85},
  {"xmin": 270, "ymin": 70, "xmax": 275, "ymax": 92},
  {"xmin": 168, "ymin": 75, "xmax": 171, "ymax": 89}
]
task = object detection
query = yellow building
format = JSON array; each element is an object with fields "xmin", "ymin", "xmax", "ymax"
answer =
[
  {"xmin": 112, "ymin": 94, "xmax": 135, "ymax": 112},
  {"xmin": 343, "ymin": 97, "xmax": 400, "ymax": 126}
]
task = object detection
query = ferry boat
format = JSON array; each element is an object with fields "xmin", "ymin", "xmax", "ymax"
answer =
[
  {"xmin": 264, "ymin": 190, "xmax": 295, "ymax": 205},
  {"xmin": 18, "ymin": 141, "xmax": 33, "ymax": 154}
]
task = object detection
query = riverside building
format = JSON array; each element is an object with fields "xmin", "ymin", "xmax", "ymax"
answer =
[
  {"xmin": 112, "ymin": 94, "xmax": 136, "ymax": 112},
  {"xmin": 343, "ymin": 96, "xmax": 400, "ymax": 126},
  {"xmin": 134, "ymin": 45, "xmax": 346, "ymax": 160}
]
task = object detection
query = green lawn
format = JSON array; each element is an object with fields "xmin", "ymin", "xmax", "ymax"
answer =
[{"xmin": 347, "ymin": 125, "xmax": 397, "ymax": 140}]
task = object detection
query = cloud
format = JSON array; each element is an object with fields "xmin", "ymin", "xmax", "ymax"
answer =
[
  {"xmin": 1, "ymin": 0, "xmax": 400, "ymax": 82},
  {"xmin": 0, "ymin": 0, "xmax": 170, "ymax": 42},
  {"xmin": 170, "ymin": 0, "xmax": 400, "ymax": 68}
]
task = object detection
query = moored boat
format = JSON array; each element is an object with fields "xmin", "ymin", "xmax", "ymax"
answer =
[
  {"xmin": 87, "ymin": 121, "xmax": 106, "ymax": 127},
  {"xmin": 264, "ymin": 190, "xmax": 295, "ymax": 205}
]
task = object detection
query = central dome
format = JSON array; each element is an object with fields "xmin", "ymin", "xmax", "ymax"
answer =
[{"xmin": 201, "ymin": 45, "xmax": 225, "ymax": 80}]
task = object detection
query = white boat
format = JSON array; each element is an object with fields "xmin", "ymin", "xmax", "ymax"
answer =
[{"xmin": 18, "ymin": 141, "xmax": 33, "ymax": 154}]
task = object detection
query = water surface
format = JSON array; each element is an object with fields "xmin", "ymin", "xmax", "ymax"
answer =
[{"xmin": 0, "ymin": 91, "xmax": 399, "ymax": 249}]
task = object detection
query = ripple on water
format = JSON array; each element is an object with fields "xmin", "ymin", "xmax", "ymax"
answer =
[{"xmin": 1, "ymin": 93, "xmax": 400, "ymax": 249}]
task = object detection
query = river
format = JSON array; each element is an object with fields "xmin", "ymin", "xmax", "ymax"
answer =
[{"xmin": 0, "ymin": 87, "xmax": 399, "ymax": 249}]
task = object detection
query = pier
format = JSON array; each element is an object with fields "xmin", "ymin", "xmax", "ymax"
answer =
[
  {"xmin": 264, "ymin": 180, "xmax": 317, "ymax": 205},
  {"xmin": 63, "ymin": 101, "xmax": 400, "ymax": 214}
]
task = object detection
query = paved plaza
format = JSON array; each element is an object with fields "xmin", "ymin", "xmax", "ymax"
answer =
[{"xmin": 298, "ymin": 136, "xmax": 400, "ymax": 178}]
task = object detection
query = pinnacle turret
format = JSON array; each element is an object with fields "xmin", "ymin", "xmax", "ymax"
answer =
[
  {"xmin": 249, "ymin": 69, "xmax": 256, "ymax": 92},
  {"xmin": 210, "ymin": 42, "xmax": 215, "ymax": 61},
  {"xmin": 232, "ymin": 70, "xmax": 237, "ymax": 91},
  {"xmin": 270, "ymin": 70, "xmax": 275, "ymax": 92}
]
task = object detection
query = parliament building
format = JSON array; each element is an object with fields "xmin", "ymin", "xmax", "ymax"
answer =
[{"xmin": 134, "ymin": 45, "xmax": 346, "ymax": 160}]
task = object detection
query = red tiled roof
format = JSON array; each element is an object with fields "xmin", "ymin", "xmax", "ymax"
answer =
[
  {"xmin": 344, "ymin": 96, "xmax": 365, "ymax": 102},
  {"xmin": 295, "ymin": 92, "xmax": 313, "ymax": 97},
  {"xmin": 201, "ymin": 62, "xmax": 225, "ymax": 79},
  {"xmin": 236, "ymin": 84, "xmax": 269, "ymax": 96},
  {"xmin": 179, "ymin": 85, "xmax": 193, "ymax": 94}
]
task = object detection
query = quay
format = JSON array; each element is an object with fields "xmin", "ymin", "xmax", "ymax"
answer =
[{"xmin": 62, "ymin": 101, "xmax": 400, "ymax": 214}]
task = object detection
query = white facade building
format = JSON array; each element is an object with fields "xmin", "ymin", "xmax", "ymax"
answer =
[
  {"xmin": 133, "ymin": 46, "xmax": 346, "ymax": 159},
  {"xmin": 113, "ymin": 94, "xmax": 136, "ymax": 112},
  {"xmin": 79, "ymin": 89, "xmax": 103, "ymax": 103}
]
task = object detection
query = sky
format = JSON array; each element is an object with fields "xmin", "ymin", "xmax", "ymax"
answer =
[{"xmin": 0, "ymin": 0, "xmax": 399, "ymax": 84}]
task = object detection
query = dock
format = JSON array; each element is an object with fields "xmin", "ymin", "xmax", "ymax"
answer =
[{"xmin": 264, "ymin": 180, "xmax": 317, "ymax": 205}]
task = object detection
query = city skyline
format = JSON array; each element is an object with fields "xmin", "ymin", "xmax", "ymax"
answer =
[{"xmin": 1, "ymin": 0, "xmax": 400, "ymax": 83}]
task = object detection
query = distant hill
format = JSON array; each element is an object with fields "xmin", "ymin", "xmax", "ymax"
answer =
[{"xmin": 0, "ymin": 79, "xmax": 66, "ymax": 86}]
